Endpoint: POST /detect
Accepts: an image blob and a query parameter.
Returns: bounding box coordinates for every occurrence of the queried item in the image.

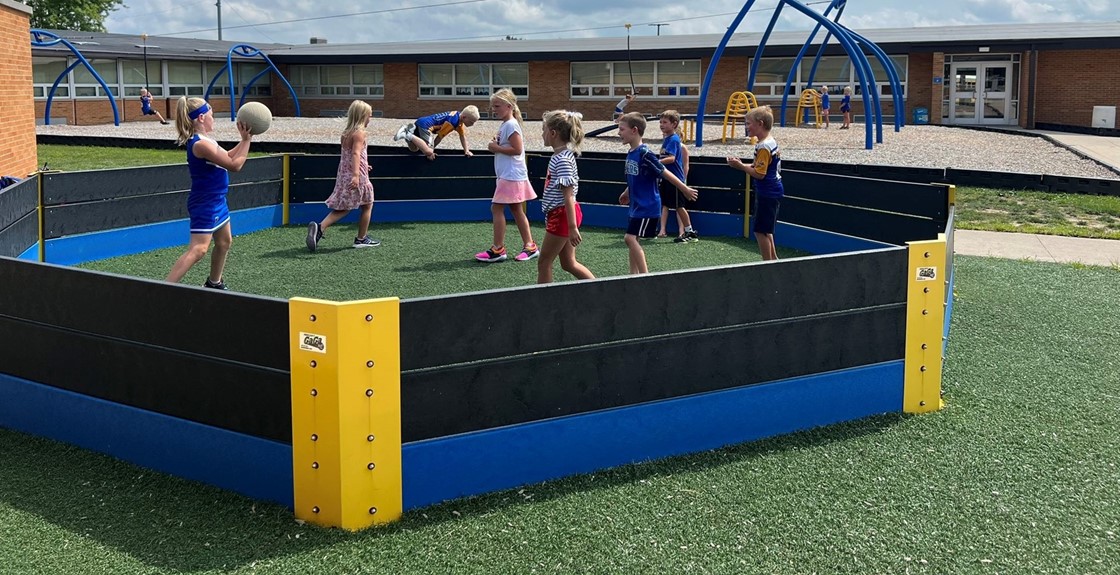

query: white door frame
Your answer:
[948,61,1014,125]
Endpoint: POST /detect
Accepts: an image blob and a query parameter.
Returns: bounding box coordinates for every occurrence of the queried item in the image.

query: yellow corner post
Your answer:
[289,297,402,530]
[903,238,947,413]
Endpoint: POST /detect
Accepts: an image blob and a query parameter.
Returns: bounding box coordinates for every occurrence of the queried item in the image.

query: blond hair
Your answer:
[746,106,775,131]
[489,89,522,128]
[460,105,480,124]
[343,100,372,138]
[542,110,585,155]
[660,109,682,136]
[618,111,646,134]
[174,96,208,146]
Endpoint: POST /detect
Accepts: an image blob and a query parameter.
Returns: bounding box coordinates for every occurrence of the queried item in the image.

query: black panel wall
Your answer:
[400,247,909,441]
[0,176,38,258]
[0,256,292,442]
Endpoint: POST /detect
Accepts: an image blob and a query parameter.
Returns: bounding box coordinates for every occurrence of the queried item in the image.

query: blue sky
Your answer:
[102,0,1118,45]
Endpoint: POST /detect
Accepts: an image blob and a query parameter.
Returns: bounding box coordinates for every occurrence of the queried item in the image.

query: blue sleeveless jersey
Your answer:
[186,134,231,232]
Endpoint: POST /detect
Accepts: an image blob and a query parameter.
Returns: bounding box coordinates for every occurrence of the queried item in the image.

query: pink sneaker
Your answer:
[475,246,507,262]
[515,243,540,261]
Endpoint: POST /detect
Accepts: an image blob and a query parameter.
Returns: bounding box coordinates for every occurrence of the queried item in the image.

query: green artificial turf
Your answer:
[2,256,1118,574]
[77,222,785,300]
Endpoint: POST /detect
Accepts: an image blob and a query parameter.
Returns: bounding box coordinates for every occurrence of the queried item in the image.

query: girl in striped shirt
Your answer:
[537,110,595,284]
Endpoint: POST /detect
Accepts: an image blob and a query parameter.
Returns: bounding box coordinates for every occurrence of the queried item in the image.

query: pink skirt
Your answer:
[492,178,537,204]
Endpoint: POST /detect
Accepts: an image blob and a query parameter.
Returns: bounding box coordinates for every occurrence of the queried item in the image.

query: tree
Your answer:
[22,0,125,32]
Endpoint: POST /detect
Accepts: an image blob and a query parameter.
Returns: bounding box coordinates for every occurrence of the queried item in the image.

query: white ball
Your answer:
[237,101,272,135]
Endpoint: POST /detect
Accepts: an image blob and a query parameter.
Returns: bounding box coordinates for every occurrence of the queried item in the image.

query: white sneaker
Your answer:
[393,125,409,142]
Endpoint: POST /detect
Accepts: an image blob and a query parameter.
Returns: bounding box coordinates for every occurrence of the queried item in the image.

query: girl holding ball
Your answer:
[167,97,253,290]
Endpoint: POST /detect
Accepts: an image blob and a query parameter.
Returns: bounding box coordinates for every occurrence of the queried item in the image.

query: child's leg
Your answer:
[757,232,778,261]
[166,232,213,283]
[658,206,669,238]
[491,203,507,248]
[823,110,830,128]
[624,234,648,274]
[208,222,233,283]
[537,232,566,284]
[677,207,692,232]
[558,241,595,280]
[509,202,535,248]
[319,209,350,233]
[409,135,436,160]
[357,203,372,238]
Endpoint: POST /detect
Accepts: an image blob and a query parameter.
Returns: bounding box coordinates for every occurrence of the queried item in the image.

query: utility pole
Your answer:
[649,23,670,36]
[216,0,223,40]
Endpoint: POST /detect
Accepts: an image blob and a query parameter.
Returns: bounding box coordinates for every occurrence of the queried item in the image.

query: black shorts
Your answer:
[658,179,690,210]
[626,217,659,238]
[754,196,781,235]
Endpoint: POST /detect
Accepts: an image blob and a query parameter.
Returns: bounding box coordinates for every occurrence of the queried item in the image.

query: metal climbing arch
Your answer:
[204,43,301,121]
[31,29,120,126]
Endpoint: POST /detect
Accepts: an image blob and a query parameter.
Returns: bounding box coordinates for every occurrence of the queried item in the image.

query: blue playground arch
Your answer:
[696,0,901,149]
[31,29,120,126]
[204,44,301,122]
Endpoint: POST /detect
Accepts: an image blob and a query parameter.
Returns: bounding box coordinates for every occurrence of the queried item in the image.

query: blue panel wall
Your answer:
[402,361,904,510]
[0,373,293,507]
[776,221,897,255]
[43,205,283,264]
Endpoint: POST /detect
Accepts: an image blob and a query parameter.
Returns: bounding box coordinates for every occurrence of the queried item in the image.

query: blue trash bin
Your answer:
[912,107,929,125]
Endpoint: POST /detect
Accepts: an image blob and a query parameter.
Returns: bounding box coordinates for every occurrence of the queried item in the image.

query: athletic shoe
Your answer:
[393,125,409,142]
[353,236,381,248]
[674,235,690,243]
[515,243,539,261]
[306,222,322,252]
[686,230,700,242]
[475,246,508,263]
[203,278,228,290]
[160,120,170,125]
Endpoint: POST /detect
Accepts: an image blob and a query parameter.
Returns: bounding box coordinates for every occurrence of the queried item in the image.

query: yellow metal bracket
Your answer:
[289,296,402,530]
[903,238,947,413]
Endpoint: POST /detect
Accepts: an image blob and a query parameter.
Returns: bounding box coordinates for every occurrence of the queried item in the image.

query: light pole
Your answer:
[649,23,670,36]
[216,0,223,40]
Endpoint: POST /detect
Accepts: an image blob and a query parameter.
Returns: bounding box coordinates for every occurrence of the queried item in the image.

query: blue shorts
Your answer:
[188,193,231,233]
[754,196,781,235]
[626,217,659,238]
[142,107,157,116]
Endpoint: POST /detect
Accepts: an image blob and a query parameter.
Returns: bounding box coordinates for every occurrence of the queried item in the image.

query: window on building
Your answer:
[746,58,799,97]
[209,62,274,97]
[167,60,206,97]
[121,59,162,97]
[418,63,528,98]
[570,60,701,98]
[33,57,69,99]
[72,58,119,98]
[749,55,908,98]
[290,64,383,97]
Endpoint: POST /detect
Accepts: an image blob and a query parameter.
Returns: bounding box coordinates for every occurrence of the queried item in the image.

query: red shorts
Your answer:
[545,204,583,238]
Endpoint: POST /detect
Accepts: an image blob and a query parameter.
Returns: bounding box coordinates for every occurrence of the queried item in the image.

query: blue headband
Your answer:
[188,103,211,120]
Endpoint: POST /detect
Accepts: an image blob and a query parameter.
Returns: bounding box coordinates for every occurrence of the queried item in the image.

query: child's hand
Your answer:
[463,150,473,157]
[487,141,500,153]
[236,121,253,140]
[618,189,629,205]
[425,151,437,161]
[570,228,582,247]
[684,187,699,202]
[350,174,360,189]
[726,156,745,169]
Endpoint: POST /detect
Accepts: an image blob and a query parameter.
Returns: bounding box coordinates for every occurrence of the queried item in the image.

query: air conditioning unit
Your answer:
[309,37,328,44]
[1092,106,1116,129]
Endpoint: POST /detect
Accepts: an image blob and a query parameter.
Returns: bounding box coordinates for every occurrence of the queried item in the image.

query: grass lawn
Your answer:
[77,222,786,299]
[1,256,1117,573]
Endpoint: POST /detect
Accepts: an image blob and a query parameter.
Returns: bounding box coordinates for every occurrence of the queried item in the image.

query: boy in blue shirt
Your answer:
[728,106,783,261]
[139,88,170,124]
[393,106,480,160]
[616,112,698,274]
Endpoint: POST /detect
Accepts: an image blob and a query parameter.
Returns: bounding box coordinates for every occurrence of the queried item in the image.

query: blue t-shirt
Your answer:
[415,111,463,136]
[753,136,783,199]
[625,144,664,218]
[659,133,685,182]
[820,91,831,109]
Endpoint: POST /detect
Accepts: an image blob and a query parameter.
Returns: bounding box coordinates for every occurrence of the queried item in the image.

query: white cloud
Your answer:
[101,0,1119,45]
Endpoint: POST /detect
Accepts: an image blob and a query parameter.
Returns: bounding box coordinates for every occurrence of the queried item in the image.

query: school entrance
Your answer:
[944,54,1020,126]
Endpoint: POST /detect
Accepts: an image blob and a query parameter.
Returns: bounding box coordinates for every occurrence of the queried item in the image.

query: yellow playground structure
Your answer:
[721,91,758,142]
[795,89,823,128]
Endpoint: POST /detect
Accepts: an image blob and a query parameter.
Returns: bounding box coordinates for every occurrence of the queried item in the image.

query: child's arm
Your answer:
[487,128,523,157]
[563,186,581,246]
[618,186,629,206]
[457,128,473,157]
[194,123,253,172]
[682,144,690,178]
[348,130,366,188]
[726,156,763,179]
[660,169,698,201]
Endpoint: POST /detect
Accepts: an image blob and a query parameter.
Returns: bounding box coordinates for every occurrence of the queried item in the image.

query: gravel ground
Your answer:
[37,117,1120,180]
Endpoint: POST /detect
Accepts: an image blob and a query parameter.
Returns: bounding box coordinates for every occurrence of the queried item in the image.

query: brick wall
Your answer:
[1035,50,1120,127]
[2,1,37,177]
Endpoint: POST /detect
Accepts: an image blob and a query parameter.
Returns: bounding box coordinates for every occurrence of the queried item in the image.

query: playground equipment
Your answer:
[696,0,900,149]
[721,91,758,142]
[30,29,120,126]
[794,89,822,128]
[204,43,301,122]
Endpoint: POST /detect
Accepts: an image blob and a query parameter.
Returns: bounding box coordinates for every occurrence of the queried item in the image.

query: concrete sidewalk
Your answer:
[954,229,1120,267]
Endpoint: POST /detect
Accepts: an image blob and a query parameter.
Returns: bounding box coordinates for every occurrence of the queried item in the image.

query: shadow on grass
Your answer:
[0,410,906,572]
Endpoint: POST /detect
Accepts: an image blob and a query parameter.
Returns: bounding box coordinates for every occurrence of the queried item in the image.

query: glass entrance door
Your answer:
[949,63,1013,124]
